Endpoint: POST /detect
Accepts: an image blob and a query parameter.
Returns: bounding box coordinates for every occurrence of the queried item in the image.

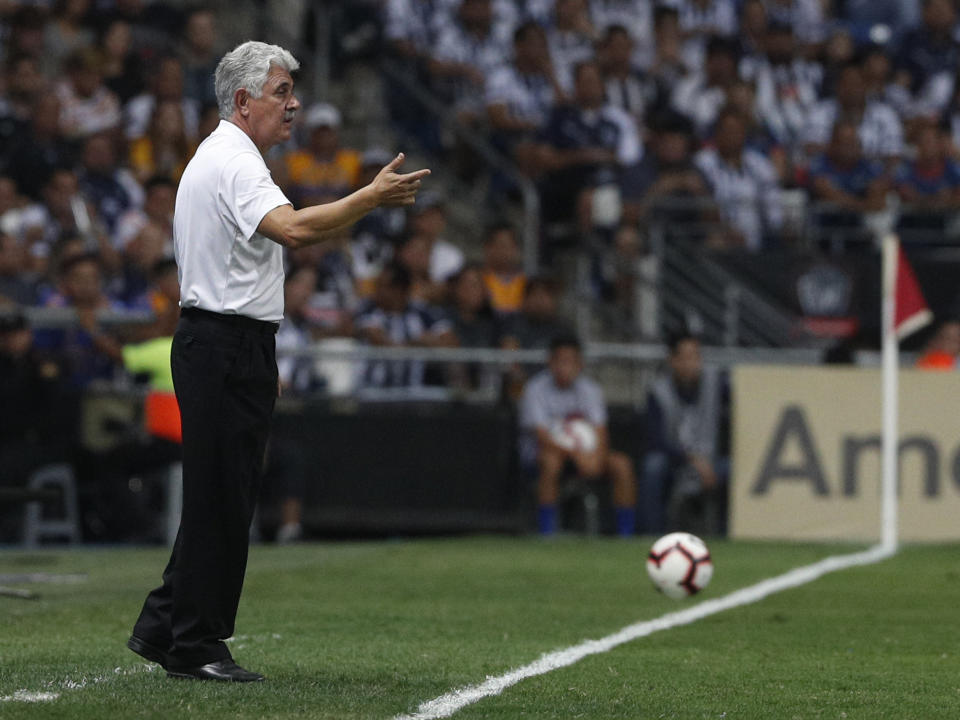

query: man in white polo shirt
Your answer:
[127,41,429,682]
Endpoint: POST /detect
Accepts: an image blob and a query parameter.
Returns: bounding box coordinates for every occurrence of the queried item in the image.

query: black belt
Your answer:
[180,307,279,335]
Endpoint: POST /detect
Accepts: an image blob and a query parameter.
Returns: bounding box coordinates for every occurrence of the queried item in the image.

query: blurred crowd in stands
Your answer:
[3,0,960,401]
[5,0,960,541]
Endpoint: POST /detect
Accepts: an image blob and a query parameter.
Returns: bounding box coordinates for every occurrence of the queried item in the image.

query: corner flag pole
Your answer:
[880,235,899,552]
[880,234,932,552]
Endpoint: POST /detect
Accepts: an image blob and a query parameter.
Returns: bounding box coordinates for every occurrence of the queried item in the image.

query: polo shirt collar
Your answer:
[218,120,261,154]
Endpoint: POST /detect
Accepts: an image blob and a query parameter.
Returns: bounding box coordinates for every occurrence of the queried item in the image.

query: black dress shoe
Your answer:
[127,635,169,668]
[166,660,264,682]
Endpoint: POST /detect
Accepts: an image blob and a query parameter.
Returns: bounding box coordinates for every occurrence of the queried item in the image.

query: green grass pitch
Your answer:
[1,537,958,719]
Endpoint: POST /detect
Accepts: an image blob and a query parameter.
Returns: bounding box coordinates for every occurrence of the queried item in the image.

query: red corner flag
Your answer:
[893,245,932,340]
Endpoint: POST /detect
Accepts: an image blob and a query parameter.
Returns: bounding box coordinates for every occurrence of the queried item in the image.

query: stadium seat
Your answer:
[558,475,600,536]
[23,464,81,547]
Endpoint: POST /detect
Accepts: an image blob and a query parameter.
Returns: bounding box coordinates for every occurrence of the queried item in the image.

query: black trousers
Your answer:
[132,308,278,669]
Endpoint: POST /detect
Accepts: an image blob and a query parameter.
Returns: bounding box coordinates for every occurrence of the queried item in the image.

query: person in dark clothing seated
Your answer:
[641,332,728,536]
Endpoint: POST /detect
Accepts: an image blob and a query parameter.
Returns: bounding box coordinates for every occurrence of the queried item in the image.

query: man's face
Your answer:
[309,125,339,156]
[411,206,446,239]
[145,184,175,222]
[606,31,633,68]
[670,339,702,387]
[937,322,960,356]
[715,114,746,157]
[549,346,583,388]
[375,274,408,312]
[837,67,865,108]
[244,66,300,151]
[187,11,216,54]
[155,58,184,100]
[655,130,689,165]
[63,261,102,305]
[574,64,604,108]
[484,230,519,271]
[83,135,115,174]
[925,0,955,32]
[524,284,556,319]
[8,58,41,99]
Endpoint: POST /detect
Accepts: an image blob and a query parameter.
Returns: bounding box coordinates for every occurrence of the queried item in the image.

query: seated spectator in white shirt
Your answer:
[519,334,637,536]
[485,21,563,174]
[55,47,122,141]
[354,263,457,389]
[694,106,784,250]
[802,61,904,166]
[672,35,740,137]
[124,55,200,142]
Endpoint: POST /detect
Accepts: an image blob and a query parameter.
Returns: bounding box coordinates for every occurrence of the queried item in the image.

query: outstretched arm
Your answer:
[257,153,430,249]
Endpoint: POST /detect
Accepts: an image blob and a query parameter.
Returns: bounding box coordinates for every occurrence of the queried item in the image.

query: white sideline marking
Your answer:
[394,544,894,720]
[0,691,60,703]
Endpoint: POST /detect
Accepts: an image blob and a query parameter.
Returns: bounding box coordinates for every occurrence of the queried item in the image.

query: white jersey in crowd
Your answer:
[175,120,291,322]
[519,369,608,433]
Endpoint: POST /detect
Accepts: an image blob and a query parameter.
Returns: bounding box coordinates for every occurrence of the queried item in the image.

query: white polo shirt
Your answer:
[174,120,291,322]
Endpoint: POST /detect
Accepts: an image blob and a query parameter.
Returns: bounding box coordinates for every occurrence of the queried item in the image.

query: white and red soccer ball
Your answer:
[646,532,714,599]
[550,418,598,453]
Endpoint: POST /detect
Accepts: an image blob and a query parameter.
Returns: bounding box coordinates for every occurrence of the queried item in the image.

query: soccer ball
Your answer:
[550,418,598,452]
[646,532,713,599]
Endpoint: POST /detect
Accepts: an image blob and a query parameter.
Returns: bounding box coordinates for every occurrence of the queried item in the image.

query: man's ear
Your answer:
[235,88,249,117]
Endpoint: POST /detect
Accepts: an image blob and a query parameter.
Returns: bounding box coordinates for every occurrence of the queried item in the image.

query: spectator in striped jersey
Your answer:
[742,20,822,152]
[485,21,563,174]
[672,35,740,137]
[599,24,662,129]
[544,0,595,93]
[802,61,904,167]
[354,263,456,389]
[694,106,784,249]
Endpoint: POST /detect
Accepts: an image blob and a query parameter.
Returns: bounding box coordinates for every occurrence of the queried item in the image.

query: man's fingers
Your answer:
[384,152,406,172]
[397,168,431,182]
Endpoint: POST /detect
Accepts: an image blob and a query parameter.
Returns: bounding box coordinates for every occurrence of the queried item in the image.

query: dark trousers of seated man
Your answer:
[132,310,277,669]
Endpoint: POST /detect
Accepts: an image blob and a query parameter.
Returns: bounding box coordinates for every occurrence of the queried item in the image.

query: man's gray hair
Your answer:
[214,41,300,120]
